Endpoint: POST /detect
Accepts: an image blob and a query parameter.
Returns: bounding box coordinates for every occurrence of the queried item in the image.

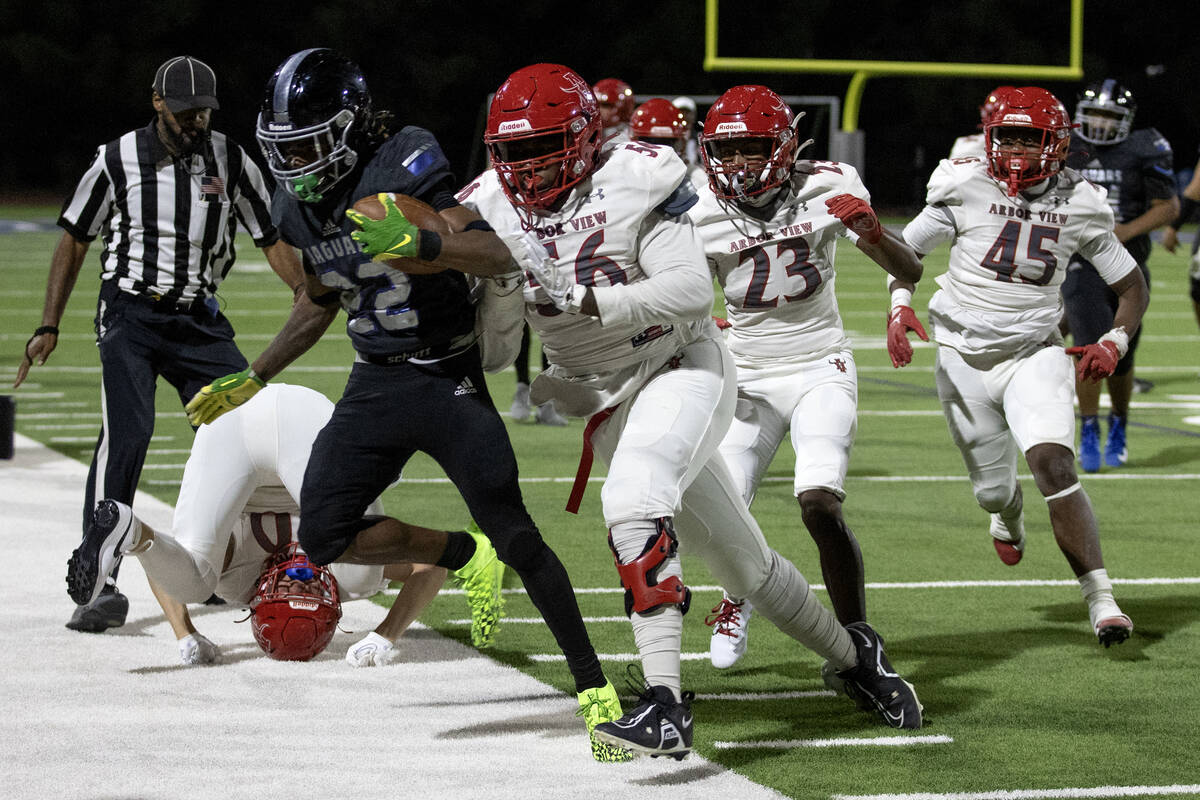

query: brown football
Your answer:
[351,192,450,274]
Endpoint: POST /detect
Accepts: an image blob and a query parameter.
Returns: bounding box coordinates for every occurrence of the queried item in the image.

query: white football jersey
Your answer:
[458,142,712,379]
[903,159,1138,359]
[949,133,986,160]
[693,160,869,364]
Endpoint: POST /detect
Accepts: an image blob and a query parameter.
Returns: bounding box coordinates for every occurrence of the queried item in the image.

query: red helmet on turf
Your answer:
[700,85,799,202]
[630,98,690,156]
[592,78,635,130]
[485,64,603,224]
[984,86,1073,196]
[250,543,341,661]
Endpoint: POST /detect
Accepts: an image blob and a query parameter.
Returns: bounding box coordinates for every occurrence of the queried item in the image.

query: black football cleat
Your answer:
[65,584,129,633]
[67,500,136,606]
[592,684,693,760]
[836,621,923,730]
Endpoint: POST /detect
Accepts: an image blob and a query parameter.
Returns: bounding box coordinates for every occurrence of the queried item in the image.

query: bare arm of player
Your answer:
[1162,160,1200,253]
[14,232,90,388]
[248,274,341,382]
[373,563,449,642]
[1109,265,1150,338]
[147,575,198,640]
[431,205,516,277]
[259,239,306,301]
[857,227,924,284]
[1114,195,1179,244]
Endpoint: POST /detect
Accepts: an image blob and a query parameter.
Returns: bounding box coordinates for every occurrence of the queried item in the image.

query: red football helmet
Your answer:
[978,85,1016,128]
[485,63,603,224]
[250,543,341,661]
[699,85,800,202]
[630,98,690,156]
[984,86,1073,196]
[592,78,635,129]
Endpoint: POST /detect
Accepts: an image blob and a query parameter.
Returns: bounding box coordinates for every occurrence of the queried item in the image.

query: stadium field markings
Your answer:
[424,577,1200,599]
[830,784,1200,800]
[529,652,714,662]
[714,734,952,750]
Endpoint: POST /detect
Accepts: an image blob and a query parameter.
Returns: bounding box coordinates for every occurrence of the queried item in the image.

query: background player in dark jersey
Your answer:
[1161,147,1200,333]
[183,48,627,762]
[1063,79,1178,472]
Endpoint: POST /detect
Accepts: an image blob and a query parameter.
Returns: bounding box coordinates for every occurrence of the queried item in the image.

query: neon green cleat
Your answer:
[576,679,635,762]
[453,522,505,648]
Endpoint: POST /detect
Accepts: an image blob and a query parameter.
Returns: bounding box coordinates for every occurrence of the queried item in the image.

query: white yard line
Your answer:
[715,734,953,750]
[831,785,1200,800]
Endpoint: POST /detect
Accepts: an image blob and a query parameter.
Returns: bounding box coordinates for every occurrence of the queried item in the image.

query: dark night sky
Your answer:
[2,0,1196,211]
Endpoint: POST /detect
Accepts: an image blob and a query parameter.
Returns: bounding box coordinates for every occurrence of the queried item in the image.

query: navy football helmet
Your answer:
[256,48,372,203]
[1074,80,1136,145]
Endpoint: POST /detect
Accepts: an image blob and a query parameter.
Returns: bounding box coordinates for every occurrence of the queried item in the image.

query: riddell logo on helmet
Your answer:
[1002,114,1033,124]
[267,123,293,131]
[289,600,319,611]
[499,120,533,133]
[715,122,748,133]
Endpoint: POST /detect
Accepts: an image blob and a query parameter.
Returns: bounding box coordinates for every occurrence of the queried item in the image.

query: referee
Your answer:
[14,55,304,633]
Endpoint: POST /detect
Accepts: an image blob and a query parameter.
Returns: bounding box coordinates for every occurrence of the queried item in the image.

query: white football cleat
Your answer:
[510,383,533,422]
[535,401,568,427]
[345,632,400,667]
[706,596,752,669]
[66,500,139,607]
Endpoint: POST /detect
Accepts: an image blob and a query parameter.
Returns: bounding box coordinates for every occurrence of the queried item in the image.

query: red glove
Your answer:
[1065,340,1120,382]
[826,193,883,244]
[712,315,732,330]
[887,306,928,368]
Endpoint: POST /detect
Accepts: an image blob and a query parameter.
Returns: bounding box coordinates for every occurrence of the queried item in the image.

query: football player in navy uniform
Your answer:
[1062,80,1178,472]
[1160,147,1200,332]
[183,49,626,761]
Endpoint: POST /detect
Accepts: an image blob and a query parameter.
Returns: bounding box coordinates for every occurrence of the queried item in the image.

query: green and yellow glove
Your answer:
[185,368,266,426]
[346,193,419,259]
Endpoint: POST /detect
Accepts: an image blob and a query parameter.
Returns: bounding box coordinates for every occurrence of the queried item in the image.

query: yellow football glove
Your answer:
[185,369,265,426]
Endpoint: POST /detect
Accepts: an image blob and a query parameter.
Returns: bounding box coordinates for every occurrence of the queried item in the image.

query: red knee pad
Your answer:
[607,518,691,616]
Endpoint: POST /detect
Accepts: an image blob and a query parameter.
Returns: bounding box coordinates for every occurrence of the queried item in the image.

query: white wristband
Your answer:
[1098,326,1130,358]
[890,287,913,313]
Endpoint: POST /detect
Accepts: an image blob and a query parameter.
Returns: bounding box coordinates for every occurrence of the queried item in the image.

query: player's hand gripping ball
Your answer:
[346,193,450,274]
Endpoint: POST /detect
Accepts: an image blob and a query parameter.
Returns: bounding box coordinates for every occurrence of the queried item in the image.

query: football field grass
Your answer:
[3,210,1199,799]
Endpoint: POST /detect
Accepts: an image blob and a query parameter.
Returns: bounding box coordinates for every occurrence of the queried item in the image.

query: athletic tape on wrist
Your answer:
[1044,482,1082,502]
[890,288,913,313]
[1098,326,1130,358]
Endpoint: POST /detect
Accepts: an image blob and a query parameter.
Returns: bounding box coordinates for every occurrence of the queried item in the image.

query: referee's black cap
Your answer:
[153,56,220,112]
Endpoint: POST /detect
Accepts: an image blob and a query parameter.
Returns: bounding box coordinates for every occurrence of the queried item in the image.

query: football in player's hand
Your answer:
[351,192,450,274]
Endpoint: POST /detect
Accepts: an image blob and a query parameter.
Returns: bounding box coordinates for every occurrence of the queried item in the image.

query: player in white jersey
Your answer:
[462,64,923,758]
[65,384,505,665]
[949,86,1014,160]
[690,85,924,670]
[890,87,1147,647]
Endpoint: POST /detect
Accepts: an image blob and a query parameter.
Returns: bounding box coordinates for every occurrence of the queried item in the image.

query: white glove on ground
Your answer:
[345,631,400,667]
[178,632,218,665]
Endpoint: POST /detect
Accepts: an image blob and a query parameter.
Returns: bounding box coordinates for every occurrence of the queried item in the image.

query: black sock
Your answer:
[435,530,476,571]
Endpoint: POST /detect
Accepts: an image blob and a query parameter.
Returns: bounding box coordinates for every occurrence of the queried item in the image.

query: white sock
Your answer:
[611,519,684,699]
[1078,568,1125,629]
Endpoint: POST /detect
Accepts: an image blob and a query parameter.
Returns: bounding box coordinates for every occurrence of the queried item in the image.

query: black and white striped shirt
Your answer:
[58,120,279,304]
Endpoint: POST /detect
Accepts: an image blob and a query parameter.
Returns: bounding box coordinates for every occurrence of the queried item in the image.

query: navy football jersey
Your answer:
[272,127,473,357]
[1067,127,1175,264]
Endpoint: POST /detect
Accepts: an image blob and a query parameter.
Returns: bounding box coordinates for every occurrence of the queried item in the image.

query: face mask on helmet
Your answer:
[700,86,804,204]
[256,48,372,203]
[485,64,603,227]
[250,543,341,661]
[1074,80,1136,145]
[984,87,1073,197]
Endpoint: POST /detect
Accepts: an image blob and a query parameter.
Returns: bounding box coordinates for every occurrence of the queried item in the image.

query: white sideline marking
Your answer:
[830,784,1200,800]
[448,616,629,625]
[530,652,713,662]
[425,577,1200,598]
[696,690,837,701]
[714,734,952,750]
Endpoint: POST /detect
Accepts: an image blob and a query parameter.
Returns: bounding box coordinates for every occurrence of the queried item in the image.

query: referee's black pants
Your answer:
[85,285,247,570]
[299,347,603,689]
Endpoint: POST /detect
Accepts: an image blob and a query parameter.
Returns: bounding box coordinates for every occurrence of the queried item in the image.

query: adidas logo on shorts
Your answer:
[454,378,478,396]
